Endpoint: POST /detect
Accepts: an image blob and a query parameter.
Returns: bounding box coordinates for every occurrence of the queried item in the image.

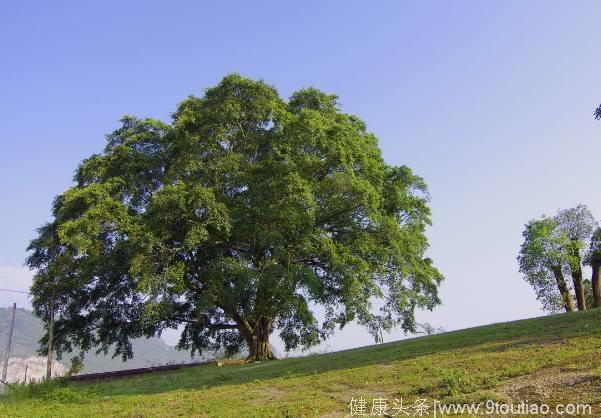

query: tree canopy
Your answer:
[27,74,443,361]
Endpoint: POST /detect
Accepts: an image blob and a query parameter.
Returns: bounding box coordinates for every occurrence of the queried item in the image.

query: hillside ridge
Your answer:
[2,309,601,416]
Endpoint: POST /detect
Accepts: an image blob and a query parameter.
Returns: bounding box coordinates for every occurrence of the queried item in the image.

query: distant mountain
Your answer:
[0,308,208,374]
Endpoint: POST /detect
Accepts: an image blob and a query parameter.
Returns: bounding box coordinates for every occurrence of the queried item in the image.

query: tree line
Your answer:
[518,205,601,313]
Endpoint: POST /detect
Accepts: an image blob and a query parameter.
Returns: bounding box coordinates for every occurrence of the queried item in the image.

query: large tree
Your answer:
[27,74,443,361]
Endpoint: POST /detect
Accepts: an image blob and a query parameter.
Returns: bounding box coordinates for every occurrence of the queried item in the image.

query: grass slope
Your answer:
[2,309,601,417]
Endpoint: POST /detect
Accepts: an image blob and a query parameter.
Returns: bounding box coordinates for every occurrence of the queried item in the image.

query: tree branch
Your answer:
[316,204,362,226]
[173,316,238,330]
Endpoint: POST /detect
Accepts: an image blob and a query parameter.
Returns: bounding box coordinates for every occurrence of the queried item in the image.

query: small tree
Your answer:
[518,217,575,313]
[587,228,601,308]
[554,205,596,311]
[416,322,445,335]
[27,74,443,362]
[595,104,601,120]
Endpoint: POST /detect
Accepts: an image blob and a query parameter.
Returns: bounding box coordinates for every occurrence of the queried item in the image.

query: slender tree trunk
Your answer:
[568,244,586,310]
[46,300,55,380]
[1,303,17,394]
[591,261,601,308]
[571,273,586,311]
[244,318,275,361]
[552,266,575,312]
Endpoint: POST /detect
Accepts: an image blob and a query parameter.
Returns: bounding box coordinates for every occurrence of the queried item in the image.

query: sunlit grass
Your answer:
[2,309,601,417]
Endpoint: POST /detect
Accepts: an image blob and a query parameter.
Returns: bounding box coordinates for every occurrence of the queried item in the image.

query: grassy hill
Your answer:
[0,308,202,373]
[1,309,601,417]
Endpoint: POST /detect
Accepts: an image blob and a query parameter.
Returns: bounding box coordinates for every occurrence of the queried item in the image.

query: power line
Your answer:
[0,288,31,295]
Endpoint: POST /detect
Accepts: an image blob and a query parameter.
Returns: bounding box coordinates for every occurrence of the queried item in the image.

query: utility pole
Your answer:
[1,303,17,394]
[46,299,55,380]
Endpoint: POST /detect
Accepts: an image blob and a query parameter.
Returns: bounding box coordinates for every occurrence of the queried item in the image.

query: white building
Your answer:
[4,356,65,383]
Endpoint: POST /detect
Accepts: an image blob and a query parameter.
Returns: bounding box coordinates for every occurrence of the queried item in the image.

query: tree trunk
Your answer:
[552,266,575,312]
[46,300,55,380]
[244,318,275,362]
[568,244,586,310]
[572,274,586,311]
[591,261,601,308]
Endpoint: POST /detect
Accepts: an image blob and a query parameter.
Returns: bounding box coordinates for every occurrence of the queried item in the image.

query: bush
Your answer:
[441,369,477,396]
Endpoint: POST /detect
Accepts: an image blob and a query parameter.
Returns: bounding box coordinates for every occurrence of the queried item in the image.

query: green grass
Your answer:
[2,309,601,417]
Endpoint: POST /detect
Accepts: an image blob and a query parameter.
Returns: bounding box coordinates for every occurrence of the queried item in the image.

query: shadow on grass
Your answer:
[42,308,601,398]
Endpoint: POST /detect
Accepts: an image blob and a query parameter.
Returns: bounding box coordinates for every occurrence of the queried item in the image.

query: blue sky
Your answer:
[1,1,600,351]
